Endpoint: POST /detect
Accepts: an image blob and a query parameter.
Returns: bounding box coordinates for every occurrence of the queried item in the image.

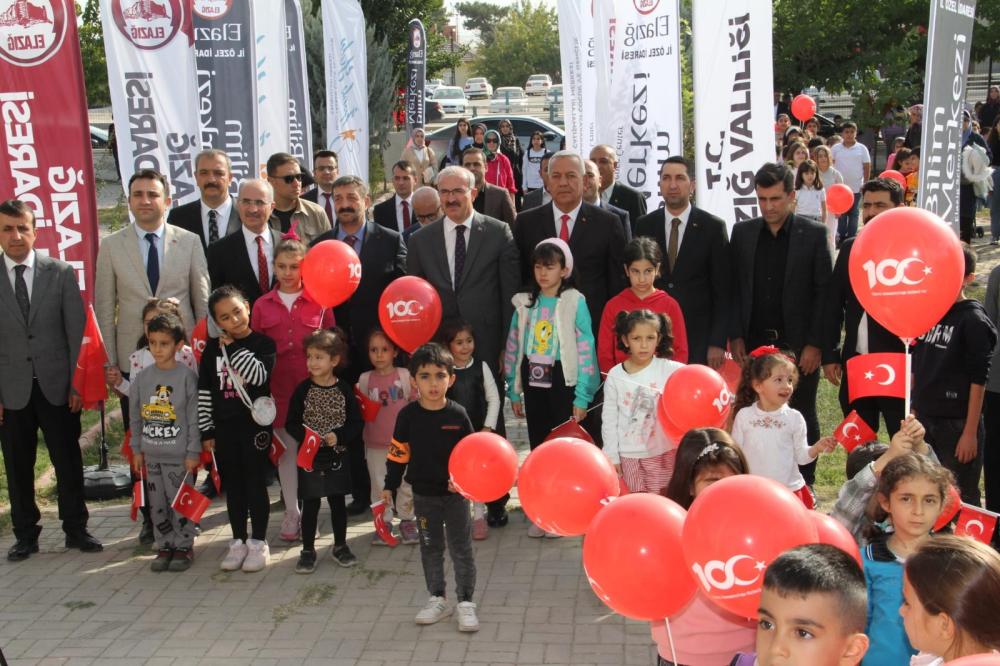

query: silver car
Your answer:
[432,86,468,114]
[464,77,494,99]
[489,88,529,113]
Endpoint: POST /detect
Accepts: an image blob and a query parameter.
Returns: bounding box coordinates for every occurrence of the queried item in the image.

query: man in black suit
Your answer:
[309,175,407,515]
[635,156,731,367]
[822,178,906,435]
[729,163,833,486]
[403,186,442,243]
[166,149,241,252]
[521,153,552,211]
[301,149,339,224]
[373,160,417,235]
[461,147,516,226]
[206,179,280,310]
[589,144,647,231]
[582,158,631,242]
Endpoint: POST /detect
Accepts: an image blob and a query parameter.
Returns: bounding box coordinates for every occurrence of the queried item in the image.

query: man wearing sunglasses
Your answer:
[265,152,330,245]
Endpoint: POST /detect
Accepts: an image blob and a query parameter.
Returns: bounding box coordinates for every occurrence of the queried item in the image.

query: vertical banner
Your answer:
[405,19,427,136]
[593,0,682,209]
[322,0,368,181]
[0,0,99,301]
[253,0,289,174]
[285,0,312,165]
[917,0,977,233]
[101,0,201,206]
[192,0,258,193]
[692,0,774,231]
[558,0,597,153]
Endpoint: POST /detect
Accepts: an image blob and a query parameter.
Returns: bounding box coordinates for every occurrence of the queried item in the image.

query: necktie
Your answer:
[559,214,570,242]
[145,232,159,294]
[208,209,219,244]
[343,234,358,252]
[256,236,269,294]
[13,264,29,322]
[401,200,411,229]
[668,218,681,272]
[323,193,334,224]
[454,225,467,287]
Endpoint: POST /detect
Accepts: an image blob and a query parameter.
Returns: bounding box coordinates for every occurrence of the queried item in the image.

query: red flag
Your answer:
[955,504,999,544]
[190,317,209,364]
[72,305,109,409]
[545,419,595,444]
[269,434,287,466]
[130,479,144,521]
[833,410,878,452]
[371,500,399,547]
[121,430,134,465]
[846,353,906,402]
[209,451,222,494]
[297,425,322,471]
[172,481,211,523]
[199,450,213,467]
[934,485,963,531]
[354,385,381,422]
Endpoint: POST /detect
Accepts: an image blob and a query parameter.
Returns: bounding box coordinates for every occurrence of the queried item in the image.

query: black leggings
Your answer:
[301,494,347,550]
[216,423,271,542]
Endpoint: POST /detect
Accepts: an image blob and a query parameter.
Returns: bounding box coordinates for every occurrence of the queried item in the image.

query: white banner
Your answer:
[692,0,774,231]
[322,0,368,182]
[593,0,682,209]
[285,0,313,165]
[101,0,201,205]
[252,0,289,174]
[558,0,597,154]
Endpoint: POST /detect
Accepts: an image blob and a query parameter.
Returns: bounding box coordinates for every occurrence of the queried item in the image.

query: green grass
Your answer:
[98,202,129,232]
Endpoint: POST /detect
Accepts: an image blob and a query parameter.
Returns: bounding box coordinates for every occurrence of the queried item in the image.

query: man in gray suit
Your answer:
[166,149,241,252]
[0,199,101,561]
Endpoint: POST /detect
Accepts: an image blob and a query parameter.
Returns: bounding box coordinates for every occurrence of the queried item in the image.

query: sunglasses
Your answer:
[277,173,303,184]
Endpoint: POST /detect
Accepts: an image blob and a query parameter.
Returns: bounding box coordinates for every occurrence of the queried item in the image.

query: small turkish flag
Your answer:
[199,450,212,467]
[354,385,381,422]
[847,353,906,402]
[371,500,399,547]
[121,430,134,465]
[545,419,595,444]
[172,481,211,523]
[269,434,286,466]
[130,479,144,521]
[72,305,109,410]
[955,504,999,544]
[297,425,322,472]
[209,451,222,494]
[833,410,878,452]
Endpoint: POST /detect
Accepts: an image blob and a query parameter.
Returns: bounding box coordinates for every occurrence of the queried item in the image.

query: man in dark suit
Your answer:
[590,144,647,231]
[166,149,241,252]
[403,186,442,243]
[373,160,417,235]
[461,147,516,225]
[635,156,731,367]
[301,150,339,223]
[822,178,906,435]
[0,199,101,560]
[583,159,631,242]
[309,175,407,515]
[207,179,281,309]
[521,153,552,211]
[729,163,833,485]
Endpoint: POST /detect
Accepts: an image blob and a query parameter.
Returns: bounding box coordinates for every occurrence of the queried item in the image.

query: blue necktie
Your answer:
[145,232,159,294]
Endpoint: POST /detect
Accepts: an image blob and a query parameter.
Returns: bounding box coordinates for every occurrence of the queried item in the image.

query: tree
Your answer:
[472,0,560,88]
[455,1,510,45]
[77,0,110,107]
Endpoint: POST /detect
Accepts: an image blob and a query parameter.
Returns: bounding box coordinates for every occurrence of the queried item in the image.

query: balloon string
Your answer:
[665,617,678,666]
[317,307,326,331]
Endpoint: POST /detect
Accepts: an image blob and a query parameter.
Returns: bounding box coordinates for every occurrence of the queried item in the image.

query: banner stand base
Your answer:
[83,465,133,501]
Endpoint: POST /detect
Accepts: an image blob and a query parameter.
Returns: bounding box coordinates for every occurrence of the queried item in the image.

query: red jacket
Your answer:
[486,152,517,196]
[597,288,688,374]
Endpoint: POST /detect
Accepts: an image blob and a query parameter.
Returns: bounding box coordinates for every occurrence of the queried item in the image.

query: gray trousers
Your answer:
[146,461,197,550]
[413,493,476,602]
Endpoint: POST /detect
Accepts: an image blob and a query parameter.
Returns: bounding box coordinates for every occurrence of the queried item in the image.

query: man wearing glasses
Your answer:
[265,152,330,245]
[403,186,443,243]
[302,150,339,223]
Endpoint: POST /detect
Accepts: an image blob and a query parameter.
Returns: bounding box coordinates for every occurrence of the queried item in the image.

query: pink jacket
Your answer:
[250,289,334,427]
[486,152,517,195]
[650,592,756,665]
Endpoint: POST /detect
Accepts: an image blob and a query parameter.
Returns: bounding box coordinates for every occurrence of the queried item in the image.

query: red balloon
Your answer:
[301,240,362,308]
[545,418,595,444]
[791,94,816,122]
[190,317,208,364]
[878,169,907,190]
[377,276,442,353]
[448,432,518,502]
[848,207,965,339]
[947,655,1000,666]
[682,475,818,618]
[583,494,697,620]
[656,396,689,442]
[811,512,862,566]
[826,183,855,215]
[660,365,732,434]
[934,484,962,531]
[518,437,620,536]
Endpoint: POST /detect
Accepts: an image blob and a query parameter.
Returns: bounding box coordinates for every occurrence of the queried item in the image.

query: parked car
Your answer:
[90,125,109,149]
[489,87,529,113]
[426,115,564,163]
[525,74,553,96]
[543,84,564,111]
[464,77,493,99]
[432,86,468,114]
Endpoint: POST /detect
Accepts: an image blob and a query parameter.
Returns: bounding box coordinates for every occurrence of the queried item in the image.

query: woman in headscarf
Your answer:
[472,123,488,151]
[483,129,517,197]
[445,117,473,168]
[497,119,525,209]
[401,127,437,186]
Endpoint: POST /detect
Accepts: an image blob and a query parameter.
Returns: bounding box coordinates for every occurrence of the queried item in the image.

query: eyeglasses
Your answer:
[276,173,303,184]
[485,138,499,144]
[238,198,270,208]
[439,188,469,197]
[415,212,440,222]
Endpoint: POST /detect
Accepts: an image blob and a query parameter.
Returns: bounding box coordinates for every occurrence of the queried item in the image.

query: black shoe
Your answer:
[7,539,39,562]
[167,548,193,572]
[150,548,173,572]
[138,518,155,545]
[486,509,509,527]
[196,480,217,499]
[331,544,357,568]
[295,548,317,574]
[346,501,368,517]
[65,530,103,553]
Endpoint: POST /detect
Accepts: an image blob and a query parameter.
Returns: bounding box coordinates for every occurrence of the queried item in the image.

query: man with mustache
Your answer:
[167,149,242,252]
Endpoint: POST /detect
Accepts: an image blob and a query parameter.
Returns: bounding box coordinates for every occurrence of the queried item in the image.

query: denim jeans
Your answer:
[413,493,476,602]
[837,192,862,242]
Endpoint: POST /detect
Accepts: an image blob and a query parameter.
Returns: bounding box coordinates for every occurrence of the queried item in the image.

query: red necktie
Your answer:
[256,236,269,294]
[323,193,333,223]
[401,200,411,229]
[559,214,570,242]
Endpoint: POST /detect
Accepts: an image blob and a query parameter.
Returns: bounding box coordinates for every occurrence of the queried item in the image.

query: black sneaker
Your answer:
[168,548,193,572]
[296,548,317,574]
[150,548,173,572]
[486,509,509,527]
[138,519,155,545]
[331,544,357,568]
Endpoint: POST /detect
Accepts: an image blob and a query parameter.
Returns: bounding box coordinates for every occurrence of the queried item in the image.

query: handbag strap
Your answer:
[220,343,255,411]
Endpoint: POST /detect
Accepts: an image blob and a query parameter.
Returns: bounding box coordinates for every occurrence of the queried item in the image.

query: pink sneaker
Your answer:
[472,517,489,540]
[279,513,300,542]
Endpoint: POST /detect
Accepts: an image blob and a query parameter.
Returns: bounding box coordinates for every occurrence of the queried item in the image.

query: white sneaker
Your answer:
[456,601,480,632]
[241,539,270,573]
[527,522,545,538]
[220,539,248,571]
[414,595,452,625]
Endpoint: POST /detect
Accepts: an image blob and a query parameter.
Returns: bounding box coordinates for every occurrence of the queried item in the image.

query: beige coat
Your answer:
[269,197,331,245]
[401,144,438,185]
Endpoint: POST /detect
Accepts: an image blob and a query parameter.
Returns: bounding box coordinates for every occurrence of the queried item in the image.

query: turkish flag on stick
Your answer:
[297,426,322,472]
[130,477,145,521]
[269,434,287,466]
[209,451,222,494]
[172,474,211,523]
[846,353,907,402]
[371,500,399,547]
[955,504,999,544]
[72,305,109,410]
[833,410,878,453]
[354,385,381,422]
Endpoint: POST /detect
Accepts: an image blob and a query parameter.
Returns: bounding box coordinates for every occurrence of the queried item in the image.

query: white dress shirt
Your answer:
[444,213,474,288]
[201,197,233,241]
[664,203,692,250]
[242,225,273,283]
[4,249,35,300]
[135,223,165,270]
[551,201,582,237]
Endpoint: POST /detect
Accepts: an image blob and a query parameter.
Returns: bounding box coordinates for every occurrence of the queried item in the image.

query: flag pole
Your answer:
[902,337,912,416]
[98,400,109,471]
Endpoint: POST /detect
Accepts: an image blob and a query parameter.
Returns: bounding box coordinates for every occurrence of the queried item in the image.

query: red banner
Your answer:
[0,0,99,302]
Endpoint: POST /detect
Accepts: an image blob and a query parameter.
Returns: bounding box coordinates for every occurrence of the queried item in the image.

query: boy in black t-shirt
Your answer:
[383,343,478,632]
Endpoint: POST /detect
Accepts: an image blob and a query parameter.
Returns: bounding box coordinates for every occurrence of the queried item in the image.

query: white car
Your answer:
[489,87,529,113]
[424,79,444,97]
[543,84,563,111]
[464,77,493,99]
[525,74,553,96]
[432,86,468,114]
